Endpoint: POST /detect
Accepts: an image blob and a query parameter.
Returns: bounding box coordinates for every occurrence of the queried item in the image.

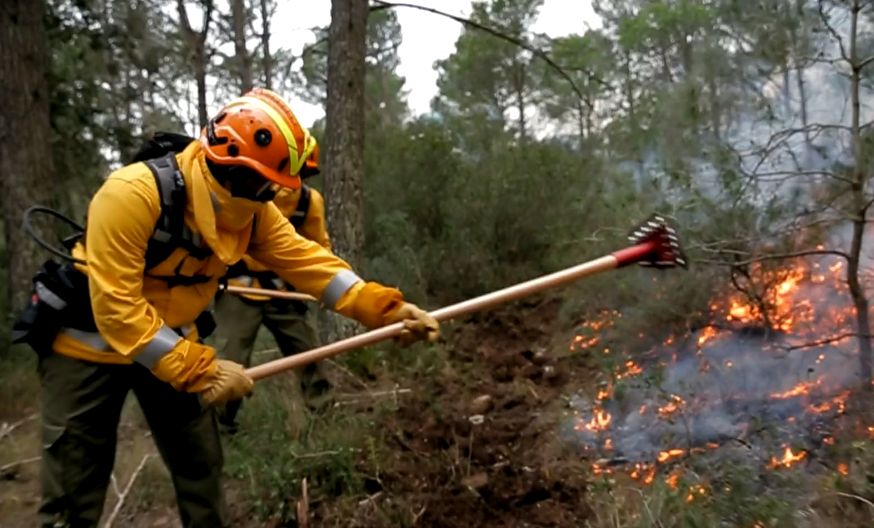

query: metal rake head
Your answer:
[627,214,688,269]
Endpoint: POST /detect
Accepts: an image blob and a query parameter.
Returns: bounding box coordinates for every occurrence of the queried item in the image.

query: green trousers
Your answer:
[38,353,226,528]
[212,293,327,428]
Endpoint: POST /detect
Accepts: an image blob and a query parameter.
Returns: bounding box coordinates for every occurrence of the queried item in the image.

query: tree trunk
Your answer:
[0,0,57,320]
[259,0,273,89]
[514,60,526,141]
[231,0,253,92]
[846,0,872,387]
[194,50,208,127]
[177,0,212,128]
[323,0,368,340]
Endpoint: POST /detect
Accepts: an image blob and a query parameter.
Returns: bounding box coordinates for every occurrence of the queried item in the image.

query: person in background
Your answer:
[214,147,334,433]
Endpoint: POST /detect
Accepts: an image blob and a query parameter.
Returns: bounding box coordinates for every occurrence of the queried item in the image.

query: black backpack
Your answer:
[11,132,216,351]
[130,132,213,281]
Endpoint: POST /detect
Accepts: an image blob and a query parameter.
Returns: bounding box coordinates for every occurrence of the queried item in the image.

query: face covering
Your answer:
[182,146,261,264]
[207,160,278,203]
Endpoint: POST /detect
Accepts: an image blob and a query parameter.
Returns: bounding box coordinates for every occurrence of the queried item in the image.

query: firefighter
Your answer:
[30,88,439,527]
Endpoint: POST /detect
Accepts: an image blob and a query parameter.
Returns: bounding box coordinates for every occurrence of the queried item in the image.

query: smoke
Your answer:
[565,253,862,463]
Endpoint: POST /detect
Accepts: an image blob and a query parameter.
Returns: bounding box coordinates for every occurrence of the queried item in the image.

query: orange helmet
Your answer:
[200,88,315,190]
[300,137,320,179]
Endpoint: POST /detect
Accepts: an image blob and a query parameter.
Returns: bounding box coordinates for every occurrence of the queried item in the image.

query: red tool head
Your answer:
[627,215,688,269]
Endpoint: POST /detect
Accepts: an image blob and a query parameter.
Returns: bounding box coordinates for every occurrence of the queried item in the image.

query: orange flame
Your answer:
[578,408,612,433]
[657,448,686,463]
[770,380,821,400]
[768,446,807,469]
[685,484,708,503]
[837,462,849,476]
[657,395,686,418]
[665,469,682,489]
[616,360,643,380]
[697,326,719,347]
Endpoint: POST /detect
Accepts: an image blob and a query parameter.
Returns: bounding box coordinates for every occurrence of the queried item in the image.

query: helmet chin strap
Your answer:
[206,160,277,202]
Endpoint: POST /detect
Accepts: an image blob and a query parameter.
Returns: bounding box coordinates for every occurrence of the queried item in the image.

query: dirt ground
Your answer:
[309,297,593,527]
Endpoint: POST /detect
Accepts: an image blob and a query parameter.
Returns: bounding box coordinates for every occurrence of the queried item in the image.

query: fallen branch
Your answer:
[832,491,874,512]
[412,504,427,526]
[358,491,383,507]
[334,388,411,403]
[290,448,361,460]
[324,358,370,390]
[104,453,154,528]
[0,455,41,474]
[0,413,38,441]
[296,477,309,528]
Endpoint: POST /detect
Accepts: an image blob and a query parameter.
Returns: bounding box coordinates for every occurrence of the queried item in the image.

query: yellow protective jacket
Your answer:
[228,185,331,301]
[54,142,402,366]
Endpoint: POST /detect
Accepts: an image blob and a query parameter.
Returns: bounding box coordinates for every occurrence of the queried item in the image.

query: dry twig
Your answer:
[104,453,154,528]
[0,455,41,474]
[832,491,874,512]
[0,413,38,441]
[296,477,309,528]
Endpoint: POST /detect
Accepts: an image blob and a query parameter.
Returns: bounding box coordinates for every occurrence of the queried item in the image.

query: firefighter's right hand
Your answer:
[151,340,253,404]
[198,360,254,406]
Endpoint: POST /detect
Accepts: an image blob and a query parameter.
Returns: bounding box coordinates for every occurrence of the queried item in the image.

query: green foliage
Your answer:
[223,377,370,522]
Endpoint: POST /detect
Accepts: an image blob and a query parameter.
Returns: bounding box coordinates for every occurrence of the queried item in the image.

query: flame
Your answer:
[718,264,829,333]
[807,390,849,414]
[768,446,807,469]
[697,326,719,347]
[571,310,620,352]
[591,462,612,476]
[685,484,708,503]
[657,395,686,418]
[837,462,849,476]
[770,380,821,400]
[665,469,682,489]
[630,463,657,485]
[657,448,686,463]
[615,360,643,379]
[577,407,612,433]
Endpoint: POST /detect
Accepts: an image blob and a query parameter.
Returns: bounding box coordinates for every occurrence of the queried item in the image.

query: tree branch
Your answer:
[817,0,850,62]
[370,0,608,103]
[781,333,860,351]
[696,249,851,267]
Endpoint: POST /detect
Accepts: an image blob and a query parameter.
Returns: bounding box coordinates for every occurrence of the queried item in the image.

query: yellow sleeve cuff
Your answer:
[334,282,405,329]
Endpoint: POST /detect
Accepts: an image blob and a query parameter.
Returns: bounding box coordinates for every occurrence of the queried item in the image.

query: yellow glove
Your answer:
[151,339,217,391]
[151,340,254,404]
[385,302,440,346]
[198,360,254,407]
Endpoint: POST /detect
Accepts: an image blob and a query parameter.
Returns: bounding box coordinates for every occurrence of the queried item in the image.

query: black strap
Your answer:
[143,154,213,286]
[289,185,311,229]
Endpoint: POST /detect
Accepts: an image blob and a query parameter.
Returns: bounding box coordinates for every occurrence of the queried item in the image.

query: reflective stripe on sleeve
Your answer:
[321,269,362,309]
[135,325,183,368]
[59,324,193,365]
[60,328,111,351]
